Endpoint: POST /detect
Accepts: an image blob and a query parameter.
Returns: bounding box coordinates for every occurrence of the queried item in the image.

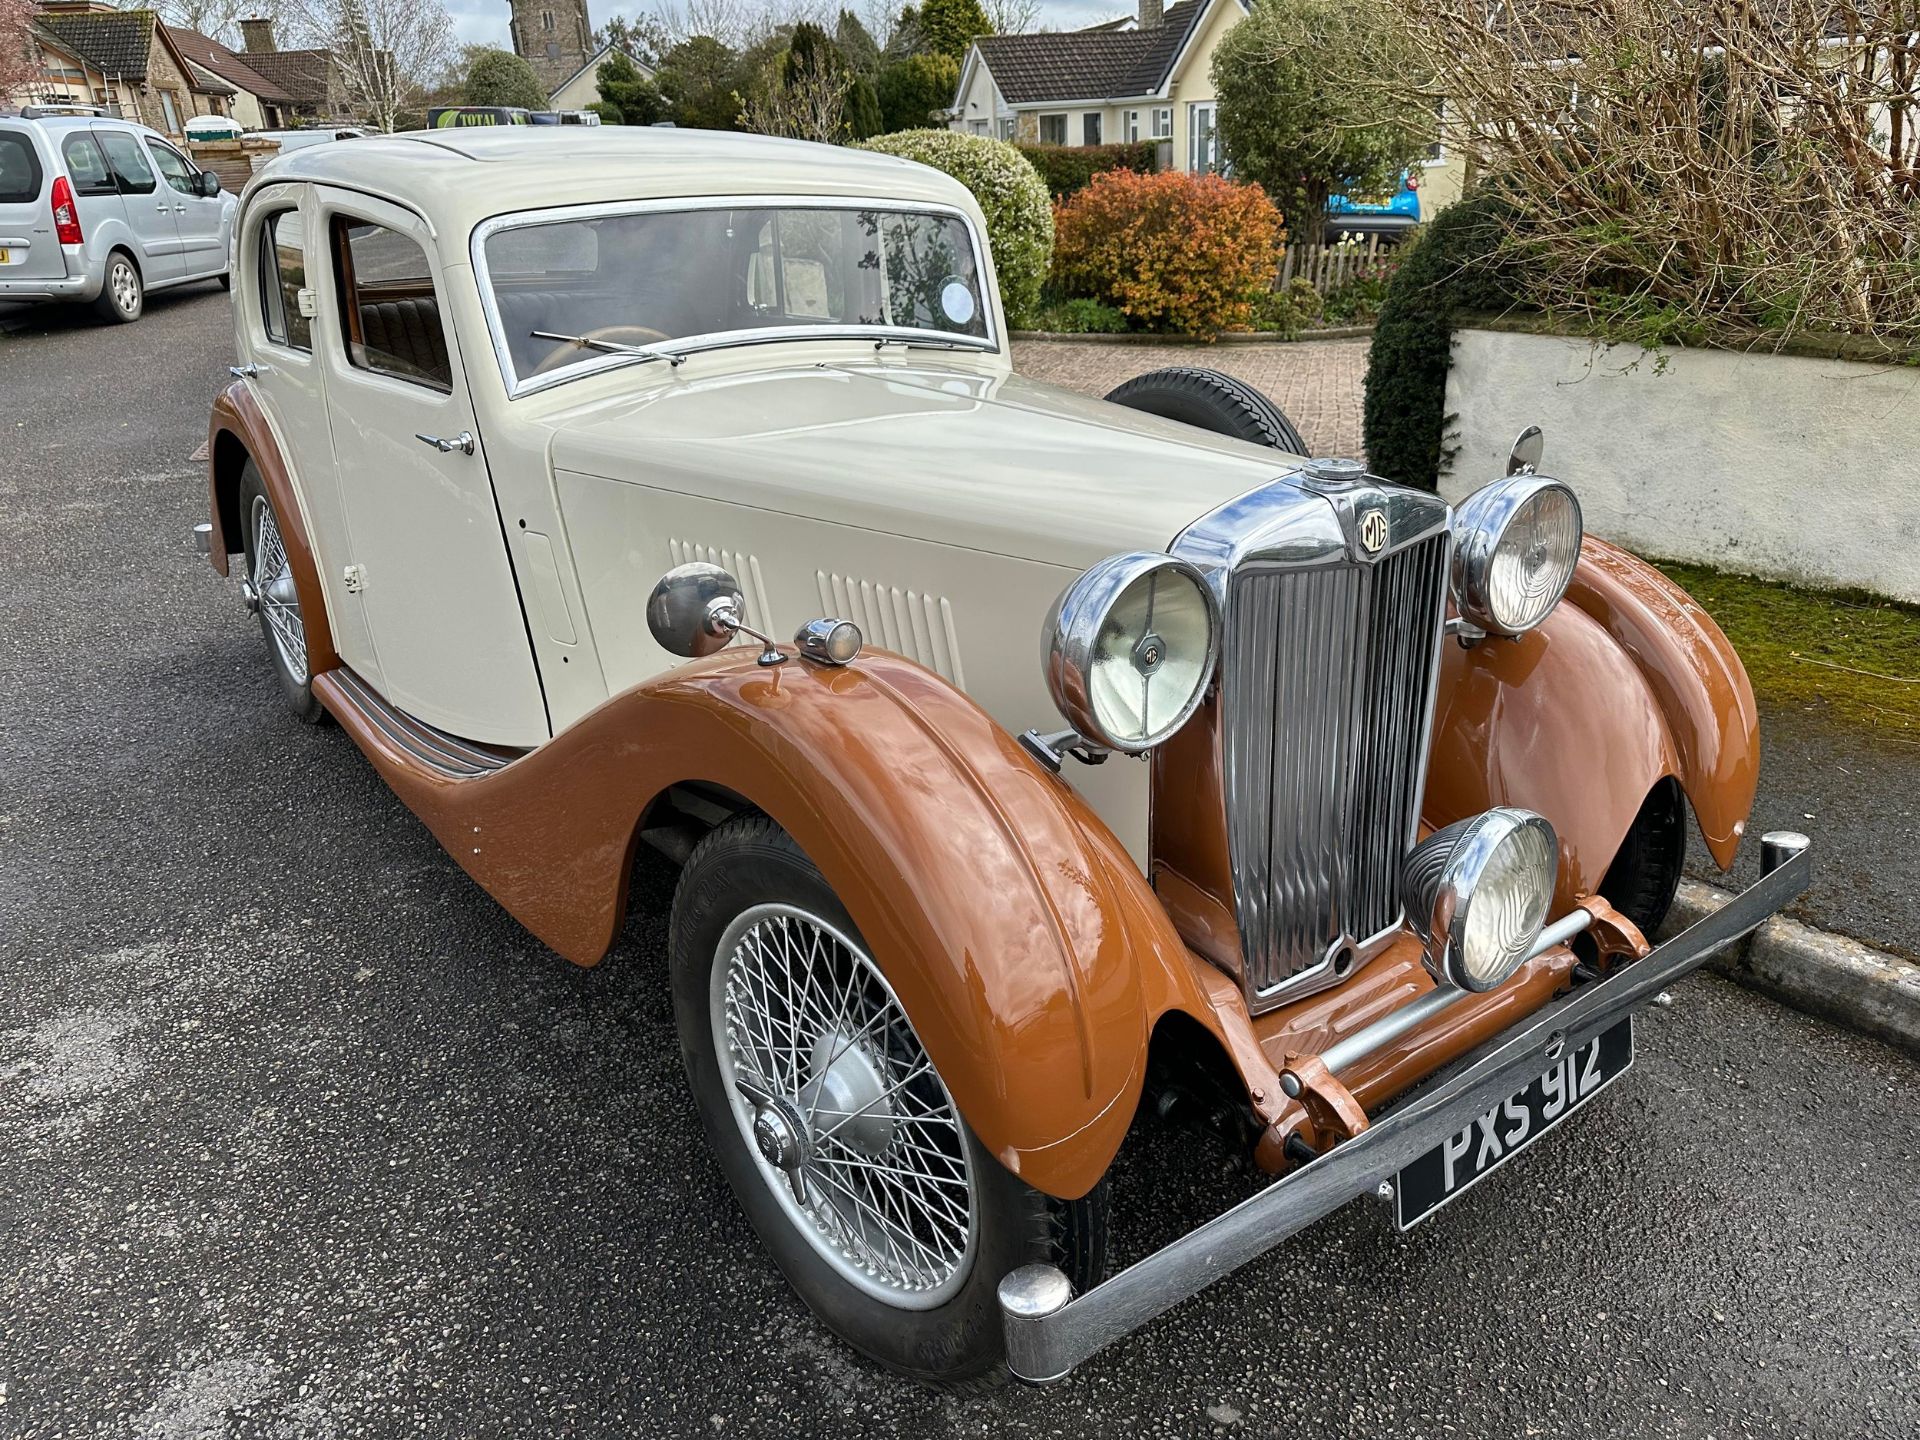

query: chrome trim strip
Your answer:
[997,833,1812,1383]
[467,193,1002,400]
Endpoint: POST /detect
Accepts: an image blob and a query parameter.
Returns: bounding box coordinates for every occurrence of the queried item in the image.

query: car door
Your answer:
[145,136,224,277]
[91,125,181,282]
[310,186,546,745]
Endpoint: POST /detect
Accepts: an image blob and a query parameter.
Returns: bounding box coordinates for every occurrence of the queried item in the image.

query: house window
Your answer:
[1188,102,1218,172]
[1425,97,1446,163]
[969,119,988,135]
[159,90,181,134]
[1039,113,1067,145]
[1082,113,1102,146]
[998,117,1014,140]
[1124,110,1140,142]
[1151,106,1172,139]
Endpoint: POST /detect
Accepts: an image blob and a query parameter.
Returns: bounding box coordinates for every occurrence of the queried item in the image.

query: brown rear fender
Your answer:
[206,383,341,677]
[1426,538,1760,904]
[314,651,1225,1201]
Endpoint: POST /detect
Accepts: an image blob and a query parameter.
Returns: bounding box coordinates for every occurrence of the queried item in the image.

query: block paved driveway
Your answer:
[1,292,1916,1438]
[1012,336,1371,460]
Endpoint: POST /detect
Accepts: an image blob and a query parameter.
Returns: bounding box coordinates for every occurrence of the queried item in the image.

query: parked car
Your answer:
[251,127,370,154]
[1326,168,1422,242]
[197,128,1810,1387]
[0,105,234,322]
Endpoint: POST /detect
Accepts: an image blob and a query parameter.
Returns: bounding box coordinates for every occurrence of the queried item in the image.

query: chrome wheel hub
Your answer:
[711,903,977,1309]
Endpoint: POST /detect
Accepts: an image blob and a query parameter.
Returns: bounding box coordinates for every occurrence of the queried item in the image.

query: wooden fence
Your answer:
[1279,236,1388,293]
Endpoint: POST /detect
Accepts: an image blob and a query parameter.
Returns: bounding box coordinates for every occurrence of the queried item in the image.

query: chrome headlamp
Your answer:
[1402,807,1558,992]
[1043,552,1219,754]
[1450,475,1583,635]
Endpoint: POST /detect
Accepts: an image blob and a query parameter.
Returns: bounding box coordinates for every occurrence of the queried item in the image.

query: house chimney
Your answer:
[239,17,277,53]
[1138,0,1164,28]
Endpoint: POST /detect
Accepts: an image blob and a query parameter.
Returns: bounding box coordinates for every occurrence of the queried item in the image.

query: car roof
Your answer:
[254,128,982,238]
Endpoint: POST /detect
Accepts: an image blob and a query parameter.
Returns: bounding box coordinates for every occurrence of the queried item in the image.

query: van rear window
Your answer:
[60,134,116,197]
[0,132,41,205]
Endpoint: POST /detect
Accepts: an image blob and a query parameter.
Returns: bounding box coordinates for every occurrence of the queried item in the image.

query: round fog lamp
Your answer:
[1451,476,1583,635]
[1402,807,1558,992]
[1043,552,1218,754]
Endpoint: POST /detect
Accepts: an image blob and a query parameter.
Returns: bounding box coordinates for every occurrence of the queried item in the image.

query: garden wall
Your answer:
[1441,328,1920,604]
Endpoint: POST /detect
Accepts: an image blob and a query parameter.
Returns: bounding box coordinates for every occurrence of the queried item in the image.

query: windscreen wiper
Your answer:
[872,336,977,353]
[530,330,686,367]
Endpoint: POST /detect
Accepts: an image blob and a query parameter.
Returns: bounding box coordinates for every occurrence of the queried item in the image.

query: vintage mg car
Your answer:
[197,129,1810,1385]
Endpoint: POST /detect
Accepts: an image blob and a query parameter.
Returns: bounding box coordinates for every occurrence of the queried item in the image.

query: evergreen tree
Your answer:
[597,48,667,126]
[919,0,990,61]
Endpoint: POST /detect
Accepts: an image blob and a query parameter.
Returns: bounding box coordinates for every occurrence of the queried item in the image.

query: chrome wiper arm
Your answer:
[530,330,686,367]
[872,336,973,353]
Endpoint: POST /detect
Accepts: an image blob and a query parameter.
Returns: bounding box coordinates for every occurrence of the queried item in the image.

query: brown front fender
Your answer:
[1426,539,1760,902]
[314,651,1218,1200]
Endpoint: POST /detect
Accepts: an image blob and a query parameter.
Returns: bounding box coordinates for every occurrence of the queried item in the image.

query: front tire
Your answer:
[92,250,142,324]
[670,816,1107,1387]
[238,462,323,724]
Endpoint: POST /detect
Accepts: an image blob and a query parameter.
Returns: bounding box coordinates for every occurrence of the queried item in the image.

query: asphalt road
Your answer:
[3,290,1918,1439]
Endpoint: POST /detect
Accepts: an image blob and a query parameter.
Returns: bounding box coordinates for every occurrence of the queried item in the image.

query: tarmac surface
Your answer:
[3,290,1916,1438]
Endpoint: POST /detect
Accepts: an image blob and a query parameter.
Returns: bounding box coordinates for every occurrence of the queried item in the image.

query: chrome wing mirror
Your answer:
[1506,425,1544,476]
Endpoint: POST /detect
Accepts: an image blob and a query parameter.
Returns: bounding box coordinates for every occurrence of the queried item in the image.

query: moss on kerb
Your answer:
[1655,561,1920,736]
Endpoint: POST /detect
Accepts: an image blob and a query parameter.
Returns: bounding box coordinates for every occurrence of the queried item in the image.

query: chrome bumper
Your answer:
[998,831,1813,1383]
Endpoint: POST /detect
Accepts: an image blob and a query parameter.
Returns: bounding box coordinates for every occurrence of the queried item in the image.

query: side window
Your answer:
[59,133,115,197]
[94,129,156,195]
[146,140,198,197]
[0,131,42,205]
[259,208,312,352]
[330,217,452,393]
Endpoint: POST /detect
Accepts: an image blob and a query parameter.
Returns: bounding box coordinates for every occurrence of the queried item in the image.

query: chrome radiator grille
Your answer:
[1222,532,1451,1005]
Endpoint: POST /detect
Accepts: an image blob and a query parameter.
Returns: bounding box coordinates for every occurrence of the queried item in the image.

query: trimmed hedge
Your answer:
[1361,191,1518,491]
[1015,141,1158,197]
[858,130,1055,327]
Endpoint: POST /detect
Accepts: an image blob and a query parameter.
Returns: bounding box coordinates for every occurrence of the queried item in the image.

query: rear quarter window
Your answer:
[0,131,42,205]
[94,129,156,195]
[60,134,116,197]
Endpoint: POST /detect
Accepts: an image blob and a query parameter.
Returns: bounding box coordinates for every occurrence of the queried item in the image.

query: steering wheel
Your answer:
[530,324,676,377]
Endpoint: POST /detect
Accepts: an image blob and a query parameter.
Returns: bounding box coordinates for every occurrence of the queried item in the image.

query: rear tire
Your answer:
[238,462,324,724]
[92,250,142,324]
[670,815,1107,1388]
[1104,366,1310,456]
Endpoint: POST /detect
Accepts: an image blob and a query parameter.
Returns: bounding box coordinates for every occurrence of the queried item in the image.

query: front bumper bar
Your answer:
[997,830,1813,1383]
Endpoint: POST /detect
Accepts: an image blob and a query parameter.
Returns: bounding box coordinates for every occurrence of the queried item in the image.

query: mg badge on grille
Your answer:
[1359,508,1390,555]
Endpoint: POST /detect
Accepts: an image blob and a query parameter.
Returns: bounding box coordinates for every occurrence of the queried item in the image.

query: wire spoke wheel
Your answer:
[250,493,308,684]
[709,902,977,1309]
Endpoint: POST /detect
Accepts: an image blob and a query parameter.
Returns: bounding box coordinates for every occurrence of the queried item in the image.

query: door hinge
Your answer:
[343,563,366,593]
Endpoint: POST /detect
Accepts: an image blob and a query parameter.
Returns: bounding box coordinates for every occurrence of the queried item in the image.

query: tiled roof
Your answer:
[181,57,237,96]
[36,9,157,81]
[238,48,333,105]
[165,26,295,104]
[972,0,1213,104]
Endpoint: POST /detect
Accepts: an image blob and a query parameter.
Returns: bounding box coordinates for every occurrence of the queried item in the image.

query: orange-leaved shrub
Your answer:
[1050,170,1285,336]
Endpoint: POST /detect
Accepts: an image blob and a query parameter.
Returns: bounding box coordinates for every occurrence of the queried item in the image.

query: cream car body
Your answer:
[230,127,1305,859]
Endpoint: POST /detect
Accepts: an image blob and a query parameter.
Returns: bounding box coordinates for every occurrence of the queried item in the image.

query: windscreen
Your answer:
[482,205,990,386]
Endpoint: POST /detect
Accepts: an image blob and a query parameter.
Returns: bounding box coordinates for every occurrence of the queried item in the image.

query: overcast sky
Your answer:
[442,0,1131,51]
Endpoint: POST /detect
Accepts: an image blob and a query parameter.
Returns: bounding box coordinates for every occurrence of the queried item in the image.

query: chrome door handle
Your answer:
[229,363,266,380]
[415,430,475,456]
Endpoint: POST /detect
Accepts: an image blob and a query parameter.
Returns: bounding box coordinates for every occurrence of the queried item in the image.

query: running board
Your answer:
[325,667,524,778]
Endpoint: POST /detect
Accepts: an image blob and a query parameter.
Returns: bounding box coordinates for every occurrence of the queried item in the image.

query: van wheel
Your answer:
[238,462,323,724]
[93,251,143,324]
[1104,367,1309,456]
[670,815,1108,1388]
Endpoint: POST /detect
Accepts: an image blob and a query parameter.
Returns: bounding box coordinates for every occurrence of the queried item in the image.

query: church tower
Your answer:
[508,0,593,95]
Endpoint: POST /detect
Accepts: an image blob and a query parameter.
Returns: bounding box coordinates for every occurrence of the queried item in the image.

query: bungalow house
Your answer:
[951,0,1249,173]
[16,2,236,139]
[546,42,653,112]
[954,0,1469,218]
[164,24,300,131]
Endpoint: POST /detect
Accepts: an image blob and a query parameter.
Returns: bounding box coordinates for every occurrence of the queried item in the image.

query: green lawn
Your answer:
[1656,561,1920,739]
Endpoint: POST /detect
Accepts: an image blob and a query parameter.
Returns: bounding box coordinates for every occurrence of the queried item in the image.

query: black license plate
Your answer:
[1393,1019,1634,1231]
